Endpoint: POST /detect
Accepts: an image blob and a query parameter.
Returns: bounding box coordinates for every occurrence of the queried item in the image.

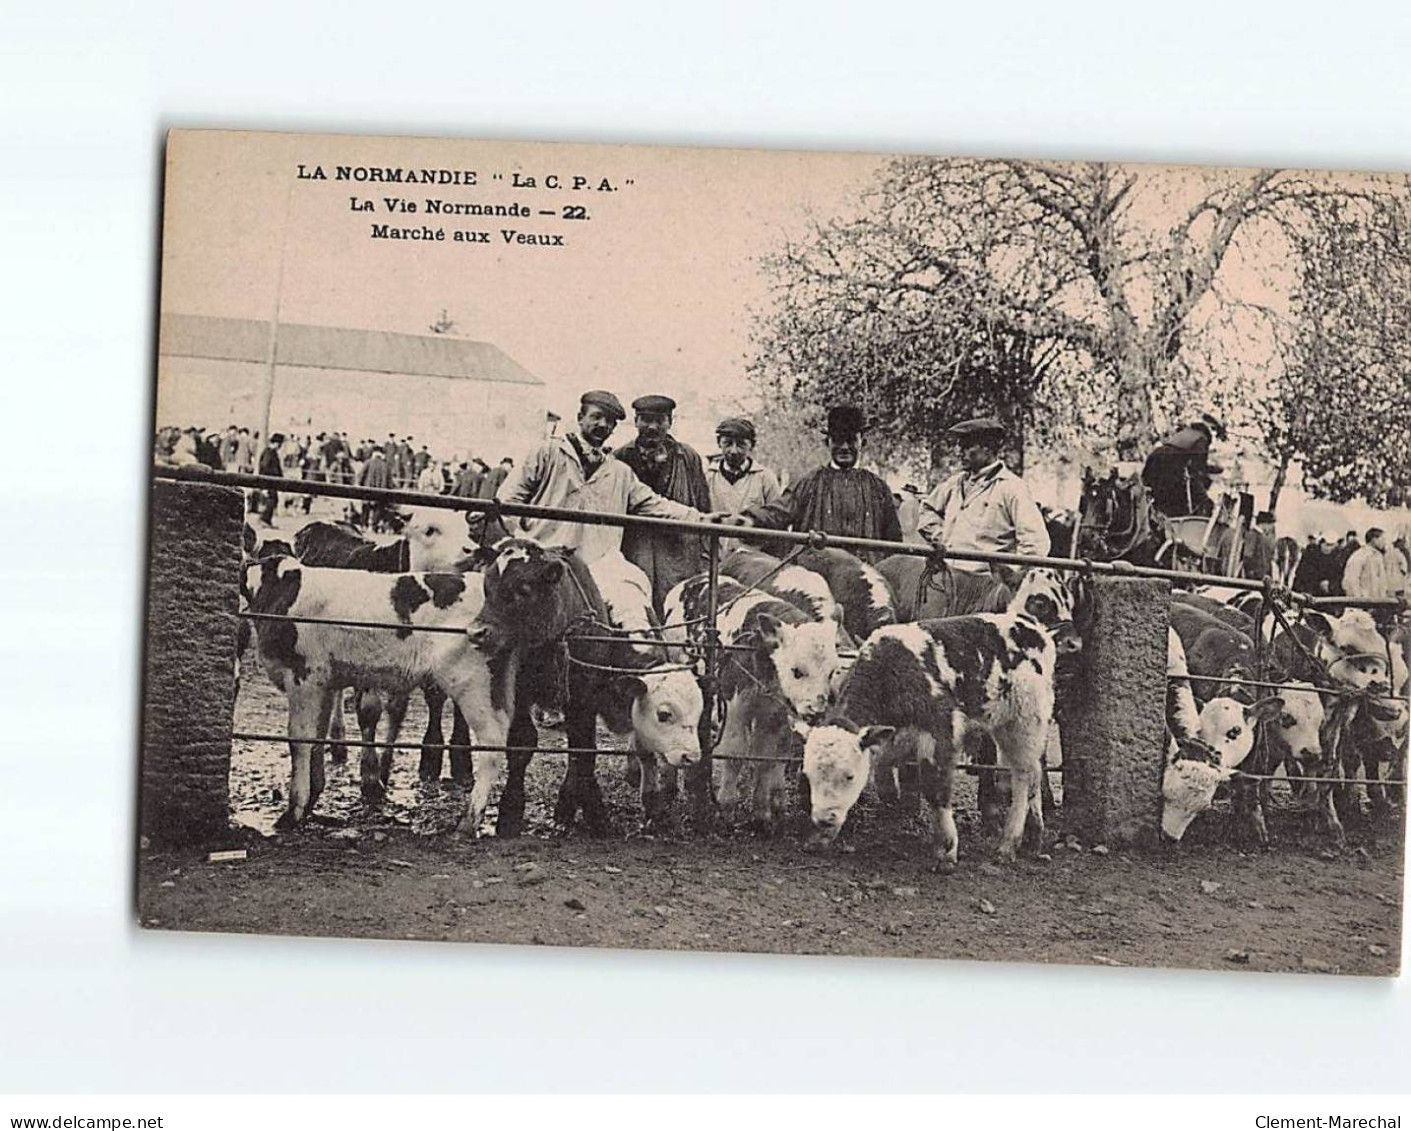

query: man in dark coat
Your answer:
[1141,415,1224,519]
[256,432,285,526]
[726,405,901,563]
[614,394,713,612]
[486,457,514,498]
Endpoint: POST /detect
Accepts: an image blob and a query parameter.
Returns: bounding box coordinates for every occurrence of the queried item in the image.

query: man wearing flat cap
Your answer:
[706,416,783,555]
[613,394,713,612]
[917,416,1050,614]
[497,389,707,565]
[727,404,901,563]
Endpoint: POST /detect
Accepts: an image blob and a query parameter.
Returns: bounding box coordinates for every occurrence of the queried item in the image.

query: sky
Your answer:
[160,129,885,423]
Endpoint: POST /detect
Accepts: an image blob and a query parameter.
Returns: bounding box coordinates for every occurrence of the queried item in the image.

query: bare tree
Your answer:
[752,158,1411,465]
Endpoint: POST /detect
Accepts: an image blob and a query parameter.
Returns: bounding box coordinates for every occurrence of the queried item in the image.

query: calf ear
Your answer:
[614,674,648,701]
[860,725,896,750]
[1248,695,1286,726]
[754,613,785,650]
[541,558,565,585]
[1302,611,1332,637]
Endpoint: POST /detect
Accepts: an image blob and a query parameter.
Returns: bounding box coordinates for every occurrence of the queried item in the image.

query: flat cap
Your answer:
[825,405,867,437]
[632,394,676,415]
[715,416,756,441]
[946,416,1006,440]
[580,390,626,421]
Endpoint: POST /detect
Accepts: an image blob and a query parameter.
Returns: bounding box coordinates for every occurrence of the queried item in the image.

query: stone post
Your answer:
[1062,575,1170,847]
[139,479,243,845]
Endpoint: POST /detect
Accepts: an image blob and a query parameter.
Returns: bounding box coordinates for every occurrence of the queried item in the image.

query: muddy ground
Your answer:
[138,665,1406,977]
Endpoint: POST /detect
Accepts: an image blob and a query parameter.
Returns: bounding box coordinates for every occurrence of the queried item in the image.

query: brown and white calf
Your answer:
[587,552,705,825]
[1163,630,1288,841]
[712,591,844,827]
[802,568,1080,866]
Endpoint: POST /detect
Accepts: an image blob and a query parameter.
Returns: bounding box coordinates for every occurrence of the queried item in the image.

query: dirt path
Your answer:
[139,796,1404,976]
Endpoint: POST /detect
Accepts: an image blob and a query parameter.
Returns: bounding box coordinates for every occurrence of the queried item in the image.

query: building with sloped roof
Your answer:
[156,313,547,463]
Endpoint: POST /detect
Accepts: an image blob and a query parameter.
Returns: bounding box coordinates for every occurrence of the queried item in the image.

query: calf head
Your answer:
[620,668,705,767]
[478,539,575,644]
[1160,694,1283,841]
[402,506,474,572]
[754,613,842,723]
[1307,609,1392,693]
[1267,684,1325,770]
[801,720,895,842]
[1011,567,1083,659]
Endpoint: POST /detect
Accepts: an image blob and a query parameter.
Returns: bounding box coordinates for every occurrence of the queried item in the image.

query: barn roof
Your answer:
[159,313,543,387]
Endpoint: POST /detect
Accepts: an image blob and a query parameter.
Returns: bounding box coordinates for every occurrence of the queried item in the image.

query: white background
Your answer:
[2,0,1408,1094]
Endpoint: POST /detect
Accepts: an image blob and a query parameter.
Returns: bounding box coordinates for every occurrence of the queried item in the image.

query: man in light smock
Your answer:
[917,416,1050,616]
[495,390,707,564]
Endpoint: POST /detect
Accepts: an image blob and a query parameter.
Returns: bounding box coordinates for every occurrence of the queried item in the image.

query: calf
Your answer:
[587,552,705,826]
[713,592,844,827]
[792,547,899,642]
[284,510,477,787]
[1168,602,1258,706]
[1161,695,1285,842]
[802,568,1079,866]
[242,559,514,830]
[488,541,706,836]
[719,547,840,626]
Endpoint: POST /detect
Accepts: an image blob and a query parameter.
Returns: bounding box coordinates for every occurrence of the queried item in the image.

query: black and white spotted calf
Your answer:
[791,547,899,642]
[802,568,1081,866]
[241,559,515,831]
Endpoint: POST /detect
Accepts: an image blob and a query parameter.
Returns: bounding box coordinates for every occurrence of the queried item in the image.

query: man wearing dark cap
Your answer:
[1141,414,1225,519]
[725,405,901,562]
[497,389,708,563]
[706,416,783,554]
[917,417,1050,614]
[613,395,713,611]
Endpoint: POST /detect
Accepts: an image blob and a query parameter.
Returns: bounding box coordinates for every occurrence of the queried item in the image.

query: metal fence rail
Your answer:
[152,463,1411,609]
[158,463,1408,832]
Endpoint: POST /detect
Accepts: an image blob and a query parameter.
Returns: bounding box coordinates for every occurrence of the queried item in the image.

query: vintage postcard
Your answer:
[140,128,1407,974]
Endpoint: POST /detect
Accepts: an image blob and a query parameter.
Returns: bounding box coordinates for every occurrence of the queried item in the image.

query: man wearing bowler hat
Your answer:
[706,416,782,554]
[725,404,901,563]
[917,416,1050,615]
[497,389,708,564]
[613,394,713,612]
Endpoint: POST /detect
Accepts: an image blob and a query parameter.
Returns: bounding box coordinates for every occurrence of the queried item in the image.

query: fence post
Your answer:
[1062,575,1170,847]
[140,479,244,845]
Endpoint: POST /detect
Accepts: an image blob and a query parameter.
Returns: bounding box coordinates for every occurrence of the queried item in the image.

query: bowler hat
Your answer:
[825,405,867,438]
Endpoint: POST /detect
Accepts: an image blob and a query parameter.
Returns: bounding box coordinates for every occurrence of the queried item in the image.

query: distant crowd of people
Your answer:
[1293,527,1411,603]
[153,423,514,528]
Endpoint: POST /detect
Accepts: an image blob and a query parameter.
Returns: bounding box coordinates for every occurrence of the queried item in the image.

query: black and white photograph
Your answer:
[135,128,1408,976]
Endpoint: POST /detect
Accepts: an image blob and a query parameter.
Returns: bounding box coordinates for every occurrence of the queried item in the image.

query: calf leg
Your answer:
[638,746,666,828]
[450,671,514,837]
[991,716,1047,862]
[378,690,410,788]
[448,706,473,785]
[278,680,334,828]
[496,696,537,838]
[326,688,348,765]
[971,731,1006,834]
[555,697,609,835]
[915,726,958,873]
[356,689,385,802]
[419,684,448,782]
